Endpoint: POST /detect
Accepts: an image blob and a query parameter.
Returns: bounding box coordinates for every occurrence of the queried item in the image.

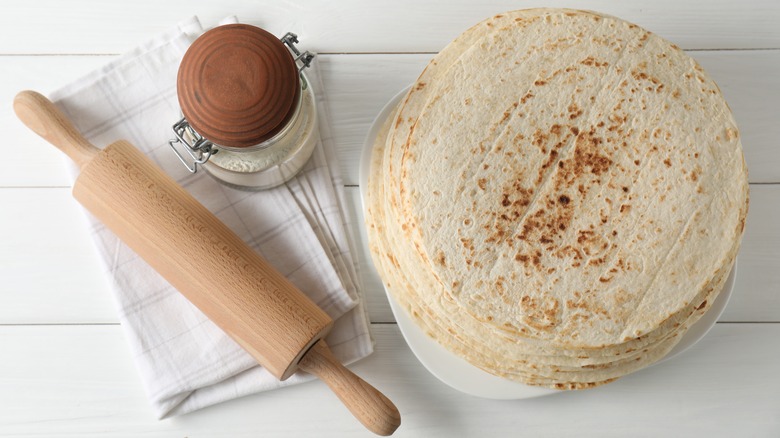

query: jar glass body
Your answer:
[181,73,319,190]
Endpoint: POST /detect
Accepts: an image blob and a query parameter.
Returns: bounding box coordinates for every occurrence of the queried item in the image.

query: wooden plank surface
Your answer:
[0,324,780,438]
[0,189,116,324]
[0,323,777,437]
[1,0,779,54]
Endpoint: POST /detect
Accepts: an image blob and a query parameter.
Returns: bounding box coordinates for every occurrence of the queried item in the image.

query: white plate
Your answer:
[358,85,736,399]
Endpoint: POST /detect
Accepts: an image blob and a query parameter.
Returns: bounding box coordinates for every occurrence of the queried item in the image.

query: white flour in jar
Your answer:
[208,86,315,173]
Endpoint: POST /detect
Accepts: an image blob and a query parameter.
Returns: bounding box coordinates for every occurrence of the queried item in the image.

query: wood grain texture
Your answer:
[76,139,333,379]
[0,55,115,187]
[0,324,777,437]
[0,0,778,54]
[177,24,302,147]
[13,91,99,168]
[298,341,401,436]
[14,90,335,379]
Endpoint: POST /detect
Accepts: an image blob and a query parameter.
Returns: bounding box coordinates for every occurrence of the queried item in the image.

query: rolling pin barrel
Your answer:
[13,90,400,435]
[72,136,333,380]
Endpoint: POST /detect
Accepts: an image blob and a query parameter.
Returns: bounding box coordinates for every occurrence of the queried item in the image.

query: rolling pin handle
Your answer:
[13,90,99,169]
[298,341,401,436]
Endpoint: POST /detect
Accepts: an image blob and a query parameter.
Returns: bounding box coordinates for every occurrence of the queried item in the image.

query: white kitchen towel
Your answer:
[49,16,373,418]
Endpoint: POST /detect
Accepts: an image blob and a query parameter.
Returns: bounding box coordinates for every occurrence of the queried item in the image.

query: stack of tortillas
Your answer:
[365,8,749,389]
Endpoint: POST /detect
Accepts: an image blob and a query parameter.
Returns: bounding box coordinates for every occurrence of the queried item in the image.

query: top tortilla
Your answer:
[366,8,748,385]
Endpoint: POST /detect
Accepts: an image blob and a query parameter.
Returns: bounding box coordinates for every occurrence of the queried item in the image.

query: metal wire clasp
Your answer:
[168,118,216,173]
[281,32,316,72]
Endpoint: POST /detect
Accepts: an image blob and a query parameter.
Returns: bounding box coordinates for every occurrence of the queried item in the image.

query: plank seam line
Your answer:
[1,48,779,57]
[0,322,119,326]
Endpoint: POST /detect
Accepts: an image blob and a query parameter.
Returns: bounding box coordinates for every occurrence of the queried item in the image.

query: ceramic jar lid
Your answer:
[177,24,300,148]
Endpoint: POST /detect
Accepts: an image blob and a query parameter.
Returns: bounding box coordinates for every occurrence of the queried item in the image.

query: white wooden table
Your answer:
[1,1,778,436]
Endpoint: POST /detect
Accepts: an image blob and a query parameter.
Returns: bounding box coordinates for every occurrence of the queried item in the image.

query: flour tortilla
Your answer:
[367,94,732,386]
[366,8,748,388]
[385,9,711,354]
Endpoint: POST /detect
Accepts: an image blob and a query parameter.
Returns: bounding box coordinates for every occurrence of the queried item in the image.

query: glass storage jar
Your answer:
[169,24,318,190]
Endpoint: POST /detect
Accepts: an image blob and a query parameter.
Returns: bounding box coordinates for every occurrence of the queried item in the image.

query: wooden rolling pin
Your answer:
[14,90,400,436]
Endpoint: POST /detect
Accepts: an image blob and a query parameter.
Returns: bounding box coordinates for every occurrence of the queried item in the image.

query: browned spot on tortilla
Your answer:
[501,194,512,207]
[696,300,708,310]
[385,252,399,268]
[508,126,614,261]
[565,127,612,177]
[478,178,487,190]
[568,103,583,119]
[580,56,609,67]
[577,230,594,244]
[538,150,559,184]
[620,204,631,213]
[534,80,547,86]
[663,158,672,167]
[520,295,560,330]
[532,128,549,150]
[434,250,446,267]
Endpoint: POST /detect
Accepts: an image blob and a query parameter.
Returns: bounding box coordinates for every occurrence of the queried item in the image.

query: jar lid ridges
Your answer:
[177,24,300,148]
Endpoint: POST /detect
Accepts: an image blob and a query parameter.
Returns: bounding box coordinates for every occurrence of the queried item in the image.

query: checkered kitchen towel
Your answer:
[49,16,373,418]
